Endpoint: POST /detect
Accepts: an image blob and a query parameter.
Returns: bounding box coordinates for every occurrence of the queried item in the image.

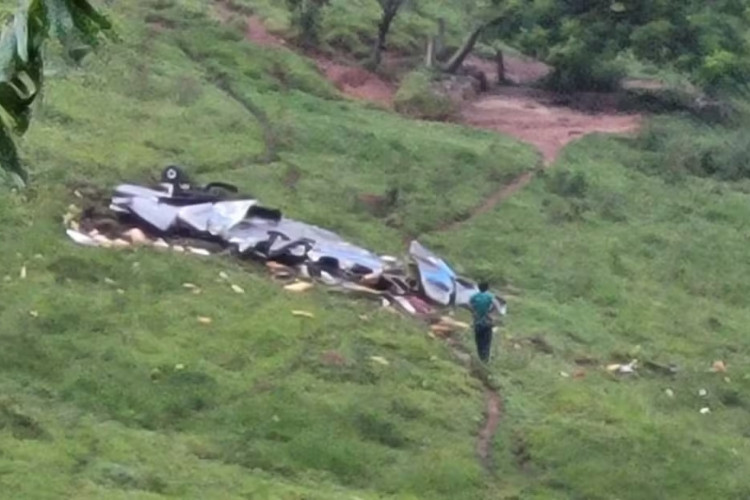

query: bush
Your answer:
[543,38,625,92]
[394,71,458,121]
[636,117,750,181]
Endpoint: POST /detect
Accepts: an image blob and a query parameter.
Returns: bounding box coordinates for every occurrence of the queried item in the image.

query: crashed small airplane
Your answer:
[67,166,507,318]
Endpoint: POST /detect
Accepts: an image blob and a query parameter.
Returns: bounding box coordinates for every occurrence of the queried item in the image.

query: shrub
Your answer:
[394,71,458,121]
[636,117,750,181]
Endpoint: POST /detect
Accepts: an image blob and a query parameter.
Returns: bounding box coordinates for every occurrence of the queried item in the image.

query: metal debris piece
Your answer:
[606,360,638,375]
[284,281,313,293]
[711,360,727,373]
[188,247,211,256]
[66,229,99,246]
[370,356,389,366]
[65,166,509,321]
[123,228,149,245]
[292,310,314,318]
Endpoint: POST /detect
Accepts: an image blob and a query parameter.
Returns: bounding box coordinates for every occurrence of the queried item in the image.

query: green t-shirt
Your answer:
[470,291,495,327]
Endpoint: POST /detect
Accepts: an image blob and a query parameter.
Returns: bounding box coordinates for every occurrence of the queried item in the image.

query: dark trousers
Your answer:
[474,324,493,363]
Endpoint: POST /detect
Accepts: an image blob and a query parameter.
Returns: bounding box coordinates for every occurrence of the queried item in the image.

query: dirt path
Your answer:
[463,86,641,165]
[477,388,503,469]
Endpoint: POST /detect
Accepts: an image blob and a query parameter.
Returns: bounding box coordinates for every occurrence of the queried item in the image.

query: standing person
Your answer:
[469,282,496,363]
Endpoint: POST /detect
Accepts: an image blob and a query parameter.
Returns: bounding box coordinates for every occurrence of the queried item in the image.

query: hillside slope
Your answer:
[1,1,749,499]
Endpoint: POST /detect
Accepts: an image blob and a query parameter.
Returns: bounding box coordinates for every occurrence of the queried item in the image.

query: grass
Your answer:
[427,134,750,498]
[224,0,475,61]
[1,0,750,498]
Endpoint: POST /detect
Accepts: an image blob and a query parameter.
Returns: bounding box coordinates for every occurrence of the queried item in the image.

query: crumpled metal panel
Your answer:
[409,241,457,306]
[99,175,507,318]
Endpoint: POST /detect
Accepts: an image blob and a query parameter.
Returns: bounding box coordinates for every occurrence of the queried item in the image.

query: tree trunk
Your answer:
[496,49,505,84]
[372,3,401,69]
[441,16,504,75]
[425,36,435,68]
[441,24,485,74]
[435,18,445,57]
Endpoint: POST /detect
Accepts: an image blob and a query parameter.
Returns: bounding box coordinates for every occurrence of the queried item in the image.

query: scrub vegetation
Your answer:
[1,0,750,499]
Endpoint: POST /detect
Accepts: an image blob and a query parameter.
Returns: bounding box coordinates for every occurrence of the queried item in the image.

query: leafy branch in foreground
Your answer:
[0,0,112,187]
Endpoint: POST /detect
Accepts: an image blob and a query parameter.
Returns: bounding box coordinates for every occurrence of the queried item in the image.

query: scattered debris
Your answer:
[574,356,599,366]
[230,284,245,294]
[606,359,638,375]
[370,356,389,366]
[560,371,570,378]
[104,277,116,285]
[698,389,708,397]
[123,228,148,245]
[643,360,678,376]
[182,283,199,290]
[175,363,185,371]
[711,360,727,373]
[19,265,26,279]
[188,247,211,256]
[66,229,99,246]
[29,310,38,318]
[699,407,711,415]
[284,281,313,293]
[665,388,675,398]
[64,166,508,321]
[291,310,314,318]
[197,316,212,324]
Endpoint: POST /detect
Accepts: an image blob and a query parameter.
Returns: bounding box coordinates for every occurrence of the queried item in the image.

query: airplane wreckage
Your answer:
[66,166,507,320]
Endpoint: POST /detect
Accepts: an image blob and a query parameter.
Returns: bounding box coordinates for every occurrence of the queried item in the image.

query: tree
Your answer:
[440,0,506,74]
[0,0,112,187]
[490,0,750,92]
[285,0,330,49]
[371,0,406,69]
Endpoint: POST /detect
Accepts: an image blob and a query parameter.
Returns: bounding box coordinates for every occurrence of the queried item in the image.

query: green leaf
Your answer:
[0,118,25,185]
[0,0,111,185]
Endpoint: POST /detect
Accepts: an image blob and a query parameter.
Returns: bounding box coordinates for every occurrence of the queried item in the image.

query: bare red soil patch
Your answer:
[477,388,503,470]
[313,56,396,107]
[463,87,641,165]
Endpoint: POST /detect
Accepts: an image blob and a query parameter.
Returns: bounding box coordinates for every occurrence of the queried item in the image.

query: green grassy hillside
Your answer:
[1,1,749,499]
